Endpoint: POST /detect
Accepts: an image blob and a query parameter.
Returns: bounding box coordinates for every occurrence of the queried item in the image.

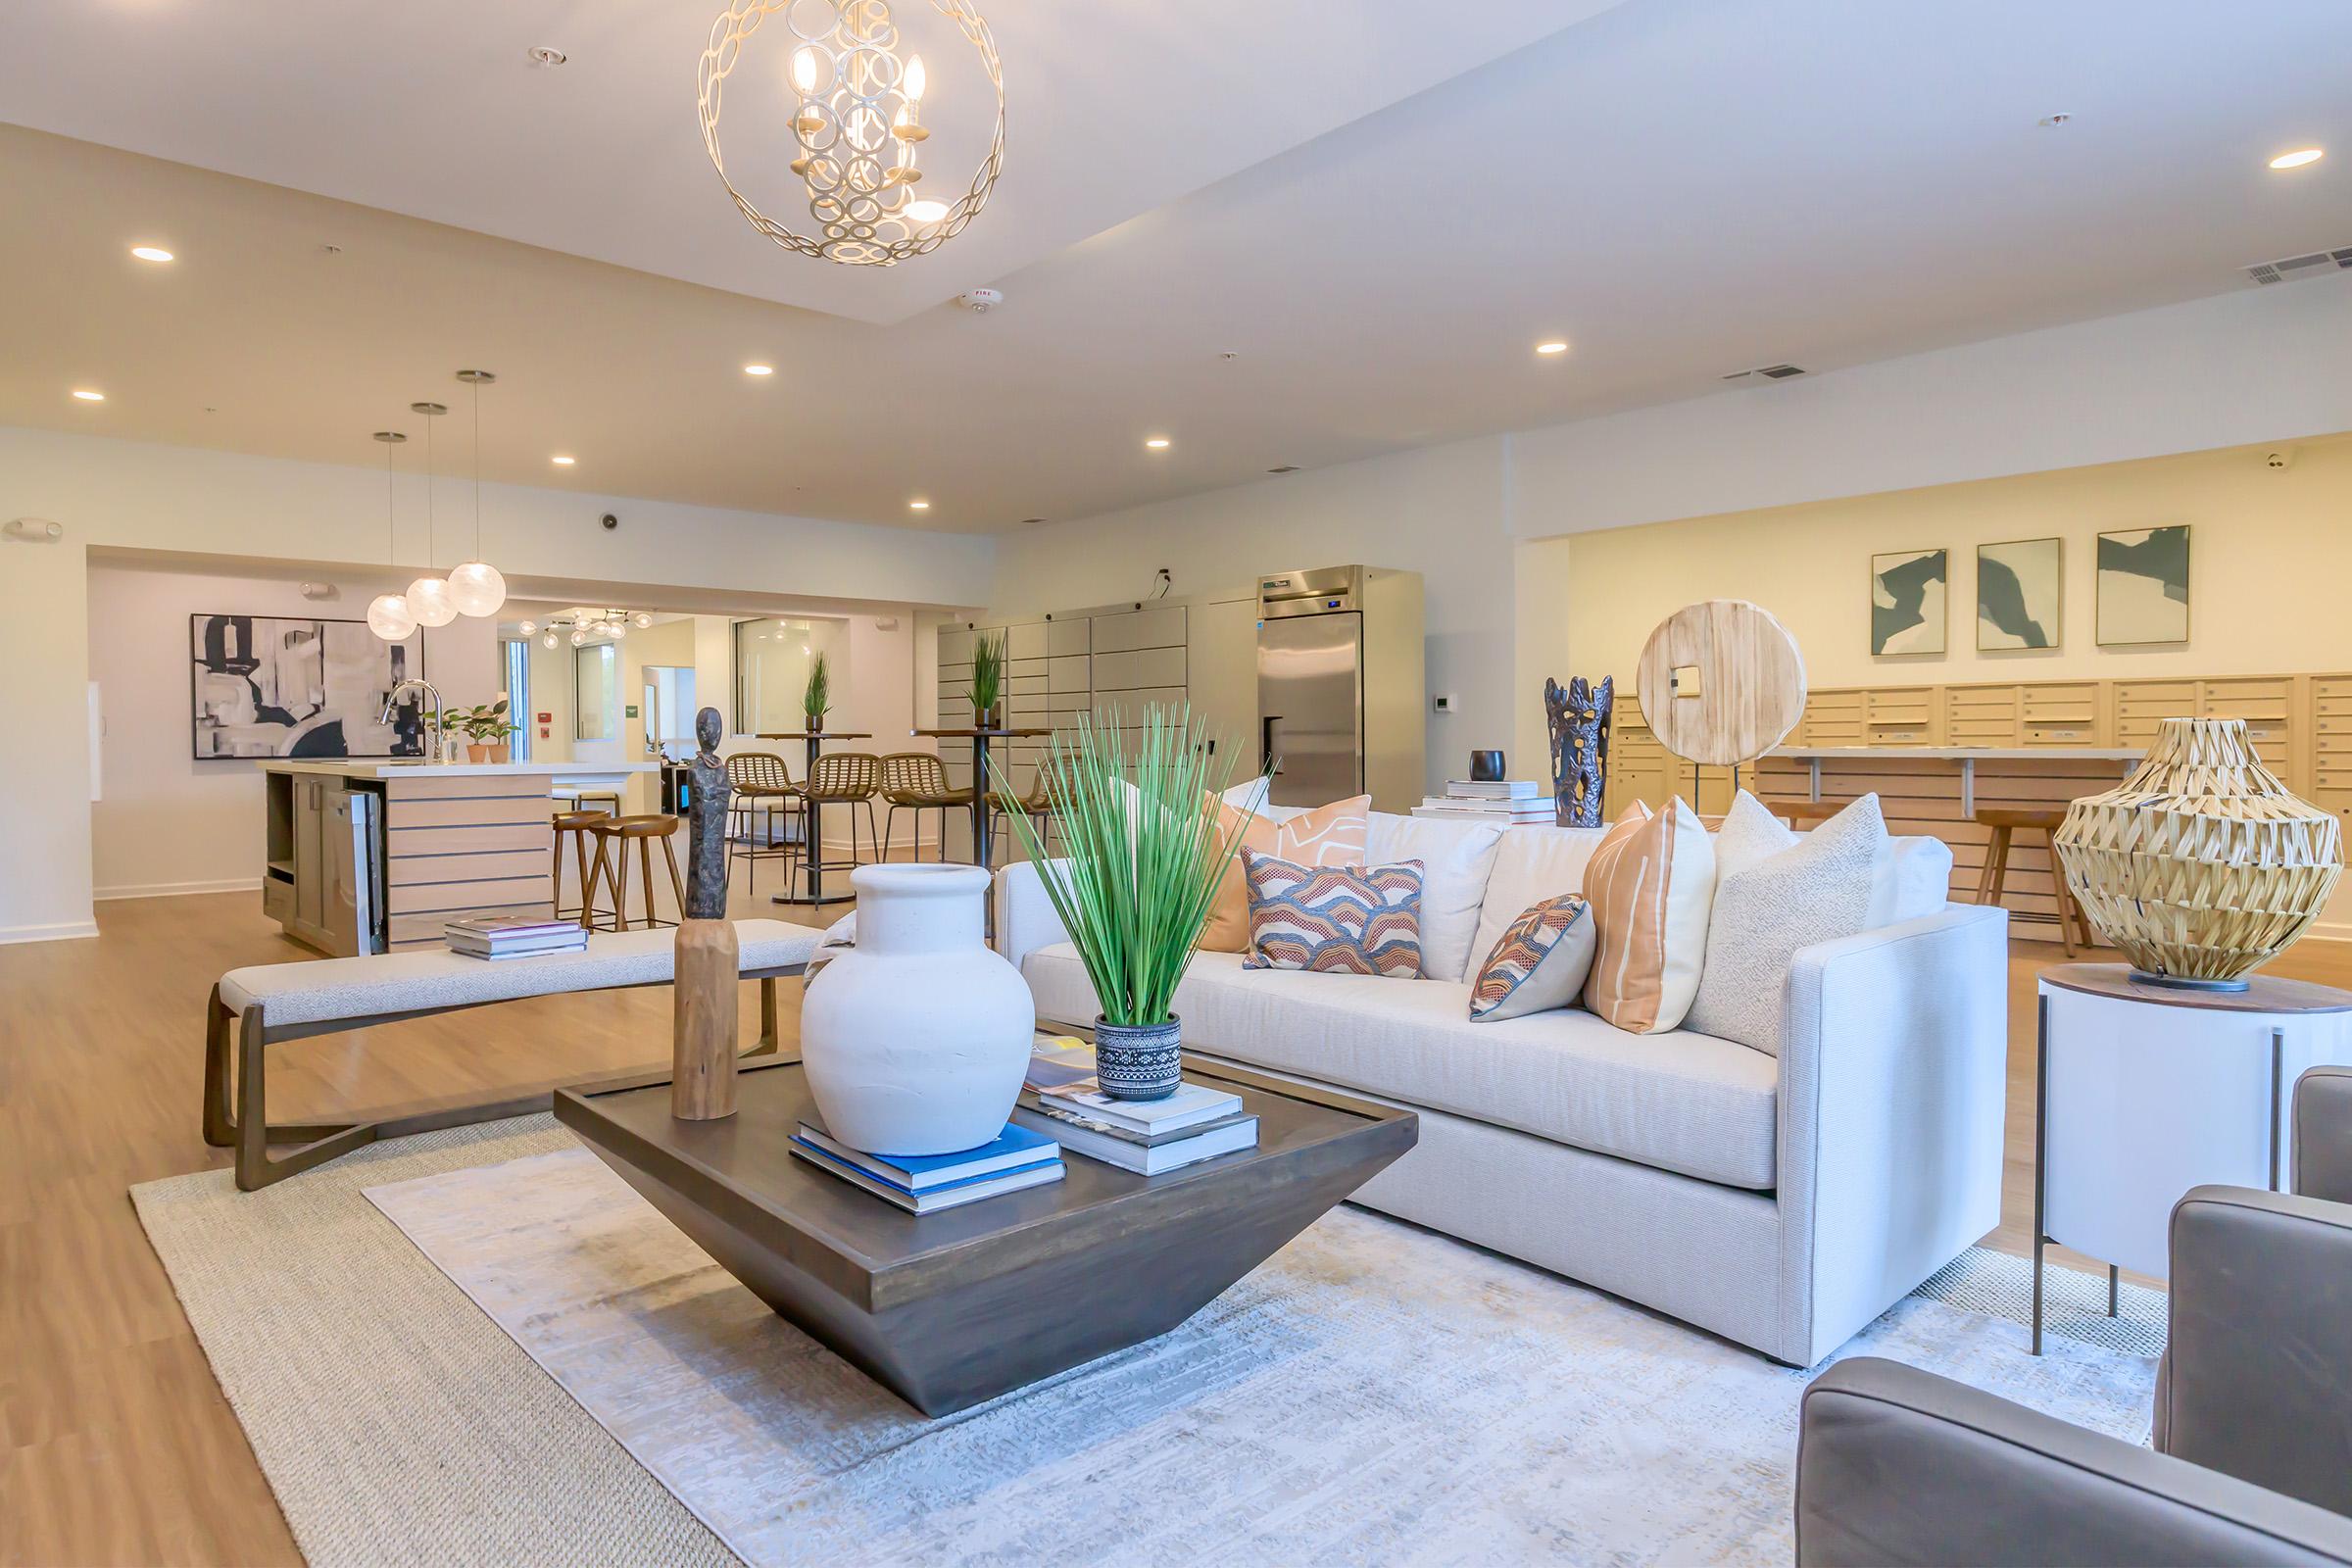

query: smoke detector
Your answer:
[958,287,1004,314]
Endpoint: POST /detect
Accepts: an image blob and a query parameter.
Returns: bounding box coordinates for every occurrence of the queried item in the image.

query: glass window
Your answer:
[732,616,850,734]
[575,643,619,741]
[502,638,531,761]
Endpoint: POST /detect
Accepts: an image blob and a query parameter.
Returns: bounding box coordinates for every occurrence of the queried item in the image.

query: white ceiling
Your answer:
[4,0,2350,533]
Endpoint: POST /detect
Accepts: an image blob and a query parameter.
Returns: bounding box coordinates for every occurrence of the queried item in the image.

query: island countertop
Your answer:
[1766,745,2144,761]
[257,760,660,779]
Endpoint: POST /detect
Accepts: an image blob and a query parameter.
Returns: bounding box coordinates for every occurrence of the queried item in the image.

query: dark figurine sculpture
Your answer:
[1545,675,1614,828]
[685,706,733,919]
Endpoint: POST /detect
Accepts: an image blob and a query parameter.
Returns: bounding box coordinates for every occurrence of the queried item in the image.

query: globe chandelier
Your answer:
[365,431,416,641]
[698,0,1004,267]
[403,401,457,630]
[446,368,509,619]
[532,608,658,650]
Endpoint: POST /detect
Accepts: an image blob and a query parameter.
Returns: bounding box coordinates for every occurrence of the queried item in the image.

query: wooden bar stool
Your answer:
[553,808,611,923]
[1767,799,1843,829]
[583,813,687,932]
[1974,806,2091,956]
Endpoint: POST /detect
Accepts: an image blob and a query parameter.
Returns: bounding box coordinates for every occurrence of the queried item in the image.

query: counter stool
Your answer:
[802,753,882,880]
[1767,799,1843,829]
[553,785,622,814]
[553,808,611,923]
[583,813,686,932]
[1975,806,2091,956]
[725,753,801,895]
[879,752,973,863]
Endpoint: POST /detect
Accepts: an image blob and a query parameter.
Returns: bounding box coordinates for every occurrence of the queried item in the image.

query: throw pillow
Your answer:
[1468,895,1597,1022]
[1364,810,1503,982]
[1468,824,1612,968]
[1580,799,1716,1035]
[1683,793,1889,1055]
[1200,793,1371,953]
[1240,851,1424,977]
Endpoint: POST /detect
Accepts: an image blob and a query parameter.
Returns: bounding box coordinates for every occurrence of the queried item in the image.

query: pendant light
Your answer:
[447,368,509,617]
[365,431,417,641]
[405,401,457,628]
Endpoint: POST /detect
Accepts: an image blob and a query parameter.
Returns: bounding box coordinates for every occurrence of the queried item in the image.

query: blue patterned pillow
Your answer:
[1468,894,1596,1021]
[1240,851,1423,977]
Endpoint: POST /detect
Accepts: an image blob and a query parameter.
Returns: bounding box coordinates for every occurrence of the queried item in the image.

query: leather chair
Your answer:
[1794,1064,2352,1566]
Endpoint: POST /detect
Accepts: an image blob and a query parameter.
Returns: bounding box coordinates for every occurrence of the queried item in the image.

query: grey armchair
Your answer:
[1794,1065,2352,1568]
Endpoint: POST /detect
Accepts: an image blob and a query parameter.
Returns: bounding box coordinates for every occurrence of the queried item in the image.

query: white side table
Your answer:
[2033,963,2352,1353]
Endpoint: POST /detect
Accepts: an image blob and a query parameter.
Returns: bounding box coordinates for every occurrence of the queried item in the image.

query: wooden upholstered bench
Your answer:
[203,918,820,1191]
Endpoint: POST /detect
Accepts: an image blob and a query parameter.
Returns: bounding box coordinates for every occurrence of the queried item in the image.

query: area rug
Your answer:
[136,1118,2159,1568]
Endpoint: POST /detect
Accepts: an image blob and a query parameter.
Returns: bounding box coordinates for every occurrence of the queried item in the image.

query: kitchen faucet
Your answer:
[381,678,446,761]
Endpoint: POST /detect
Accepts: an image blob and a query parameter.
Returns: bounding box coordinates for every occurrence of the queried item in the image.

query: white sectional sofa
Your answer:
[996,812,2010,1367]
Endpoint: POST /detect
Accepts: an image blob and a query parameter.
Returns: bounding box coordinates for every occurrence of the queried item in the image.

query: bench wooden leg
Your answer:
[202,987,237,1147]
[233,1005,375,1193]
[745,975,781,1057]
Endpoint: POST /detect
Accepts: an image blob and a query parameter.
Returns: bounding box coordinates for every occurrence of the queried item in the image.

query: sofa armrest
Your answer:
[1797,1357,2352,1567]
[1773,904,2010,1364]
[2296,1066,2352,1204]
[994,858,1074,972]
[2155,1184,2352,1517]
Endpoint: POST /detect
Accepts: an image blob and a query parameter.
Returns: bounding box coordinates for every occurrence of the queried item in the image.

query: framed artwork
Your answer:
[1976,536,2062,651]
[190,613,426,760]
[1870,548,1947,656]
[2096,525,2190,645]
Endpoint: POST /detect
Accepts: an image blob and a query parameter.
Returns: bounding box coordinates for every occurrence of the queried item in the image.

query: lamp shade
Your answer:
[446,560,508,617]
[366,593,417,641]
[406,575,457,628]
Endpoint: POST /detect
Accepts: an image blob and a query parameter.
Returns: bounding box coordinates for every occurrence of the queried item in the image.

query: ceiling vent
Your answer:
[1721,363,1808,384]
[2242,248,2352,286]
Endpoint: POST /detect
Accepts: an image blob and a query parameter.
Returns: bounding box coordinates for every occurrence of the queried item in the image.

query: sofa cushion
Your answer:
[1582,800,1716,1035]
[1240,852,1423,977]
[1469,824,1612,966]
[1366,810,1502,982]
[1201,793,1370,953]
[1021,944,1778,1190]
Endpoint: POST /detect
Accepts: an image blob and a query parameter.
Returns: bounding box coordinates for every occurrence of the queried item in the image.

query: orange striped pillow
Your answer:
[1580,799,1717,1034]
[1200,794,1371,953]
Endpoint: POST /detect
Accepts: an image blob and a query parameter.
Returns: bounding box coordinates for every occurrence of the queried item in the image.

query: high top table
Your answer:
[912,726,1050,868]
[755,731,872,907]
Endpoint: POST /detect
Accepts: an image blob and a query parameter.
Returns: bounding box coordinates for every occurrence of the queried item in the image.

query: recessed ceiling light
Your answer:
[743,363,774,376]
[551,454,575,466]
[1144,436,1171,449]
[2037,113,2072,127]
[526,45,568,68]
[2270,147,2325,171]
[908,499,931,510]
[1535,340,1569,356]
[72,388,105,402]
[130,244,173,263]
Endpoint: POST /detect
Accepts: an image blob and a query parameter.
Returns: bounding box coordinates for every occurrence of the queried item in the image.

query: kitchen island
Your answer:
[258,760,657,955]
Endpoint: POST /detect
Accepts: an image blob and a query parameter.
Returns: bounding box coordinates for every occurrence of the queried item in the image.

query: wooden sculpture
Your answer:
[2055,716,2344,987]
[673,706,739,1119]
[1634,600,1807,783]
[1546,675,1613,828]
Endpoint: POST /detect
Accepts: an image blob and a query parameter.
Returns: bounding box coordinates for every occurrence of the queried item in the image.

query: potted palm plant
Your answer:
[969,631,1004,729]
[992,704,1251,1100]
[803,652,830,733]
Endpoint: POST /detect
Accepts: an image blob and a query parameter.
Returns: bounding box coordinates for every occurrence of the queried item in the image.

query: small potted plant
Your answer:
[992,705,1250,1100]
[803,652,830,733]
[447,699,517,762]
[970,631,1004,729]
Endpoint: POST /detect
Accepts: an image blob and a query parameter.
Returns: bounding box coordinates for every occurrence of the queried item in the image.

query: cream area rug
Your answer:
[135,1117,2156,1568]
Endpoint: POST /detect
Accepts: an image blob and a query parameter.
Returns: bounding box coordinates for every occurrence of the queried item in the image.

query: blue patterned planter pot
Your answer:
[1094,1015,1184,1101]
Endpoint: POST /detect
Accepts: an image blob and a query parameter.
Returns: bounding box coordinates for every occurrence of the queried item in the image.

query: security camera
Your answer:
[601,513,619,530]
[2264,448,2295,470]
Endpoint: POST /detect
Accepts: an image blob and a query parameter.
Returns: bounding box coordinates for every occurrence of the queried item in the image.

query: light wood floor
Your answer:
[3,887,2345,1566]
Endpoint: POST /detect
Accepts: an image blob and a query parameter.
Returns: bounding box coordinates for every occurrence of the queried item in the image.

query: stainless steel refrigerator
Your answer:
[1255,565,1425,811]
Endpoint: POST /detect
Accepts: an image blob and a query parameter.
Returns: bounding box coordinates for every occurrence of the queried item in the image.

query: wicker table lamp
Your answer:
[2054,716,2343,990]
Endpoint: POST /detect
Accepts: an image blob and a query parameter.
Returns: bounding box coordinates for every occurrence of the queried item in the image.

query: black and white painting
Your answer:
[1977,537,2062,651]
[2096,525,2190,645]
[190,614,426,760]
[1870,548,1947,656]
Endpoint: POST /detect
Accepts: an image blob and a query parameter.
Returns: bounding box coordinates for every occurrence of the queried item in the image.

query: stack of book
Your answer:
[1014,1040,1259,1175]
[1411,778,1555,827]
[444,913,589,960]
[789,1120,1064,1214]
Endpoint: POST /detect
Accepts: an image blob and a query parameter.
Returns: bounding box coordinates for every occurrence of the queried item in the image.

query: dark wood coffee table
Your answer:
[553,1047,1416,1416]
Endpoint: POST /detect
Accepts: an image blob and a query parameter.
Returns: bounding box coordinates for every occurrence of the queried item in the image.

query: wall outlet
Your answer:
[1432,694,1456,712]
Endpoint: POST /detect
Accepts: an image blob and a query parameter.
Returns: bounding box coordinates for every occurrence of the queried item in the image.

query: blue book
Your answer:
[794,1120,1060,1193]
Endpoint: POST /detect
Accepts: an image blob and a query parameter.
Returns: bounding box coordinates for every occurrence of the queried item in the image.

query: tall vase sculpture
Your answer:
[2055,716,2343,989]
[673,707,740,1119]
[1546,675,1613,828]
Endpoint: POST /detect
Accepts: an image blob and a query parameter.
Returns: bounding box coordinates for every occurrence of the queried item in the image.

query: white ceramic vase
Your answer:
[799,862,1035,1155]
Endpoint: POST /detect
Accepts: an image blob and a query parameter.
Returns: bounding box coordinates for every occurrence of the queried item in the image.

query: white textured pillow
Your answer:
[1685,794,1888,1055]
[1874,836,1955,926]
[1219,775,1308,825]
[1366,809,1502,982]
[1469,824,1612,967]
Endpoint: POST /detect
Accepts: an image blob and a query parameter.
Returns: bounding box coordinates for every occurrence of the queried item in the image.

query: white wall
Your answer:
[0,529,93,942]
[88,561,499,900]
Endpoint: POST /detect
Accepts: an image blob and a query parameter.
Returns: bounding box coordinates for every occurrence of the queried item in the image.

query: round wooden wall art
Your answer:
[1635,600,1808,768]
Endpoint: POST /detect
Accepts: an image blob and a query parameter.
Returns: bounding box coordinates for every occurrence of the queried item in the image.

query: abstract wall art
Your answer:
[1870,548,1947,656]
[190,613,426,760]
[1976,536,2062,651]
[2096,525,2190,646]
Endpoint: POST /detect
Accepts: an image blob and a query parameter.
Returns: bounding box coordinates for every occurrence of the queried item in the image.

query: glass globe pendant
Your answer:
[447,560,507,617]
[407,574,458,627]
[367,592,416,640]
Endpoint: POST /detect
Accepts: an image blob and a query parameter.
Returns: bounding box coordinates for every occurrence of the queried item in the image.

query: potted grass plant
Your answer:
[969,631,1004,729]
[803,651,830,732]
[992,704,1251,1100]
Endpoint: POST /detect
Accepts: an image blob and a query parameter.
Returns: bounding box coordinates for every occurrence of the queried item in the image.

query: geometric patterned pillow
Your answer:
[1468,894,1597,1021]
[1239,851,1423,977]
